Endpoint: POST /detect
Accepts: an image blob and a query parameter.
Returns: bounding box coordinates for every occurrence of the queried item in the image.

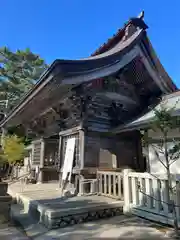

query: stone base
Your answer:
[0,195,12,221]
[0,182,8,195]
[44,205,123,229]
[0,182,12,222]
[12,190,123,230]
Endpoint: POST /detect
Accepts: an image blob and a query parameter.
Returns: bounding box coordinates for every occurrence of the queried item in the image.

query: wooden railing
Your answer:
[97,171,123,200]
[79,179,98,195]
[124,170,180,226]
[11,166,28,180]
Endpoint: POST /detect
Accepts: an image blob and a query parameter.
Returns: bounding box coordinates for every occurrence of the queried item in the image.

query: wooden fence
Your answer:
[123,170,180,226]
[97,171,123,200]
[11,166,29,179]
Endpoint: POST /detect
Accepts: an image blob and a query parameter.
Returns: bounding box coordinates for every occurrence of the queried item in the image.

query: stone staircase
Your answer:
[9,182,124,230]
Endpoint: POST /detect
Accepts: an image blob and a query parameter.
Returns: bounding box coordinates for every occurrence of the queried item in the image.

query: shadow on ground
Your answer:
[32,215,172,240]
[15,194,174,240]
[12,189,178,240]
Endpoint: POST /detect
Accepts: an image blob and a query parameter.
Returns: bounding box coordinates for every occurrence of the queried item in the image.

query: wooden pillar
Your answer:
[112,154,117,169]
[123,168,132,214]
[38,139,45,183]
[79,129,85,169]
[58,135,62,188]
[40,139,45,168]
[79,175,84,195]
[145,130,150,172]
[142,129,150,172]
[78,128,85,195]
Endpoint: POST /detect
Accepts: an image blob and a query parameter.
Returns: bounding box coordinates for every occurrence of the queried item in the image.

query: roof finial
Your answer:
[137,11,144,20]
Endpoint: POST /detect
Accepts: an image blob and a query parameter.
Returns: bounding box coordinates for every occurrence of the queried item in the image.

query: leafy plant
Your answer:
[143,101,180,235]
[1,135,25,165]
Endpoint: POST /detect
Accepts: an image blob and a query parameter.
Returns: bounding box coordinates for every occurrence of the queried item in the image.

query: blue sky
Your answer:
[1,0,180,87]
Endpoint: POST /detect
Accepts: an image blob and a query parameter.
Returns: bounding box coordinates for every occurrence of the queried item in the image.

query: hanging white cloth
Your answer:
[62,137,76,182]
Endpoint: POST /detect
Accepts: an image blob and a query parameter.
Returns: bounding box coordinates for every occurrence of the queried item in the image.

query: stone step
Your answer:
[10,205,171,240]
[11,192,124,230]
[10,204,48,238]
[9,182,124,230]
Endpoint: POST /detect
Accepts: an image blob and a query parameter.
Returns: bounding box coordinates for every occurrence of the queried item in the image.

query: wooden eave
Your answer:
[0,29,145,127]
[113,91,180,134]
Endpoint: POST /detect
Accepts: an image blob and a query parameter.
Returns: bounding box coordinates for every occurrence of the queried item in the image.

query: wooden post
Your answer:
[40,139,45,168]
[31,142,35,166]
[160,180,169,215]
[118,174,122,199]
[58,136,62,188]
[108,174,111,196]
[58,136,62,167]
[104,173,107,195]
[112,154,117,168]
[132,177,139,205]
[145,178,153,209]
[113,174,116,197]
[79,129,85,169]
[79,175,84,195]
[123,169,131,214]
[176,182,180,218]
[139,178,145,206]
[38,139,45,183]
[153,179,161,213]
[99,173,102,194]
[90,180,96,194]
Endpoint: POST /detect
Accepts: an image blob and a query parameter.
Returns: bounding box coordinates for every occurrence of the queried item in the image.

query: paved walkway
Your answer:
[8,182,178,239]
[0,215,177,240]
[8,182,60,198]
[0,223,29,240]
[23,215,175,240]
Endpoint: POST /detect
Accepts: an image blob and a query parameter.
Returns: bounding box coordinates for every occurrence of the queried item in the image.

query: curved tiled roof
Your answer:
[54,28,144,76]
[0,14,177,127]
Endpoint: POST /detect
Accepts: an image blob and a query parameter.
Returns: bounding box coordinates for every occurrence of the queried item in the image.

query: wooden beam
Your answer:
[137,46,169,93]
[96,92,138,105]
[59,125,83,136]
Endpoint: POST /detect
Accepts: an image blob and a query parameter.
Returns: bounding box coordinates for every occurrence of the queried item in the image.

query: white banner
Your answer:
[62,138,76,181]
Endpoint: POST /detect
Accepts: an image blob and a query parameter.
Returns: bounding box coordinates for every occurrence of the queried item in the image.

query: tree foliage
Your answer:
[143,101,180,235]
[151,102,180,164]
[0,47,48,110]
[1,135,25,165]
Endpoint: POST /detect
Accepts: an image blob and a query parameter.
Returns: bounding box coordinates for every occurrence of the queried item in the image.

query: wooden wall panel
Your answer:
[32,140,42,165]
[84,130,144,171]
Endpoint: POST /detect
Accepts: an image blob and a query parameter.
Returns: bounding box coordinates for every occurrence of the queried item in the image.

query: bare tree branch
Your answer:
[151,145,167,169]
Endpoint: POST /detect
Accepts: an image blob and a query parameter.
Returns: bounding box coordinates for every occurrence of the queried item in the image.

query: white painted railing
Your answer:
[123,170,180,226]
[97,171,123,200]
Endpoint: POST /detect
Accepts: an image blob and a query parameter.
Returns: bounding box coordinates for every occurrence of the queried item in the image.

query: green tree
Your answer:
[0,47,48,110]
[142,102,180,236]
[2,135,25,165]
